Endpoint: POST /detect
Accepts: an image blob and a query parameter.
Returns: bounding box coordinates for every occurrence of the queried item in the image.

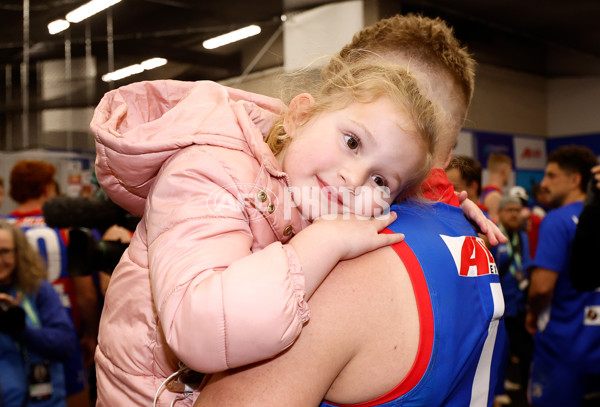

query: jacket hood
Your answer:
[91,80,287,217]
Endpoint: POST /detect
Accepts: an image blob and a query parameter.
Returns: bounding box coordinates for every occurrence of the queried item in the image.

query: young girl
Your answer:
[92,59,439,406]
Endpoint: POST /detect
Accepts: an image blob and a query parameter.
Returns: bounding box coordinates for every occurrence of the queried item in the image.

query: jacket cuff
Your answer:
[282,244,310,324]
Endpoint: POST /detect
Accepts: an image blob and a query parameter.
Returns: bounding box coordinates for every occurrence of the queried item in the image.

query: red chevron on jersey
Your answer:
[441,235,499,277]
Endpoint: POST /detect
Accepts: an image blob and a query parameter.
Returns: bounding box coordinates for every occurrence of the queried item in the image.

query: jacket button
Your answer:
[283,225,293,236]
[257,190,267,202]
[267,203,275,213]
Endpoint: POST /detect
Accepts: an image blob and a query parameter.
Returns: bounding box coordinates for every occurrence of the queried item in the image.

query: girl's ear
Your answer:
[284,93,315,137]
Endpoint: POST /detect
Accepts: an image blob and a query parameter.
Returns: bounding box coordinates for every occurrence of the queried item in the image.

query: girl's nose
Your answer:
[338,161,369,188]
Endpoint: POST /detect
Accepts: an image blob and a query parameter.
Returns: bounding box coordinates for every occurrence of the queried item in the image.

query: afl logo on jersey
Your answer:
[441,235,498,277]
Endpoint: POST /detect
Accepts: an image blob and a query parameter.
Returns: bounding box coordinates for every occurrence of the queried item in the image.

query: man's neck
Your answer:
[487,173,505,188]
[16,198,44,213]
[562,189,587,207]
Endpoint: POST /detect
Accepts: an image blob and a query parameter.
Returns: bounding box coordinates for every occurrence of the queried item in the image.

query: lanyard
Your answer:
[19,291,41,328]
[499,225,522,277]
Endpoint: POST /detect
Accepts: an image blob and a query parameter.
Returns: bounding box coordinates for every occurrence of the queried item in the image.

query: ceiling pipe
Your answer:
[21,0,30,148]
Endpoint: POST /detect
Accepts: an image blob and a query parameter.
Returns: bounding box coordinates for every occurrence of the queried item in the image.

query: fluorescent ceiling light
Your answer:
[48,19,70,35]
[66,0,123,23]
[203,25,261,50]
[102,58,167,82]
[102,64,143,82]
[141,57,167,70]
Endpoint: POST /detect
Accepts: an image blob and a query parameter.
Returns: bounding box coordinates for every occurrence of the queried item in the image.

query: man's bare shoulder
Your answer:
[194,245,420,407]
[313,245,420,404]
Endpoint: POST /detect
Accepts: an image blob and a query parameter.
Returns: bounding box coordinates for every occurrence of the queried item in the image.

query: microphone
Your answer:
[42,197,139,231]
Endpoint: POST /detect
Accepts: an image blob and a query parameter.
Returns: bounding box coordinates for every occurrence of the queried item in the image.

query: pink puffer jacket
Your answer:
[92,80,311,406]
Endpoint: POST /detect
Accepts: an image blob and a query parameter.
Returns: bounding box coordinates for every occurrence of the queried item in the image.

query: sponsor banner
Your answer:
[476,132,514,169]
[513,137,547,170]
[453,130,474,157]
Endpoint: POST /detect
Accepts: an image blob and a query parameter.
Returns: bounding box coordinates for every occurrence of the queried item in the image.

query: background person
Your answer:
[0,220,76,407]
[525,146,600,407]
[446,155,487,212]
[481,153,513,223]
[491,195,533,399]
[4,160,91,407]
[569,164,600,291]
[508,185,544,259]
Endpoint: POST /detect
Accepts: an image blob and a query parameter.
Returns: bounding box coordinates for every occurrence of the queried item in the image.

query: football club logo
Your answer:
[441,235,498,277]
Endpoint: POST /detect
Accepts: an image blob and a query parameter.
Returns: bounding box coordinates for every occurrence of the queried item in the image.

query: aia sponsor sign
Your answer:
[441,235,498,277]
[513,137,547,170]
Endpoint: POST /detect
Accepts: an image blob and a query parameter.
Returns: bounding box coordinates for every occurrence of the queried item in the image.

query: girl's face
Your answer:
[0,229,16,286]
[280,94,427,221]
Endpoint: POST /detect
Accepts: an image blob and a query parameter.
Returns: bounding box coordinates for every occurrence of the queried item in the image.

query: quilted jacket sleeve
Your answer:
[145,145,309,373]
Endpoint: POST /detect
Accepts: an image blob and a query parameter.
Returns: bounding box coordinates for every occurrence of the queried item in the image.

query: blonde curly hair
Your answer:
[266,56,438,201]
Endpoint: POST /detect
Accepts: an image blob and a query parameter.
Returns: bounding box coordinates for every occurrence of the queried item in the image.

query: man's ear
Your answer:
[570,172,583,192]
[283,93,315,137]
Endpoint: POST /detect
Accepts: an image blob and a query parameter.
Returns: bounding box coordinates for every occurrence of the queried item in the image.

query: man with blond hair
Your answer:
[481,153,513,223]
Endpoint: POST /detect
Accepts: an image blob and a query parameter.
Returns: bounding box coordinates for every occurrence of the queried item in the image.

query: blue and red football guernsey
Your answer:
[321,199,505,407]
[5,210,74,315]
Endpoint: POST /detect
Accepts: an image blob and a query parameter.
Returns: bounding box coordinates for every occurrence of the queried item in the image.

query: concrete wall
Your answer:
[547,76,600,137]
[467,64,548,136]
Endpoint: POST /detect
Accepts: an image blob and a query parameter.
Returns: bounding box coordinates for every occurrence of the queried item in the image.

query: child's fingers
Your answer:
[366,231,405,252]
[455,190,468,203]
[485,220,507,246]
[372,211,397,230]
[486,231,498,247]
[383,232,405,245]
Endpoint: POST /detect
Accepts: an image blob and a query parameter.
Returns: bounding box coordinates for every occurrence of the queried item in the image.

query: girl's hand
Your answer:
[312,212,405,261]
[288,212,404,298]
[456,192,508,246]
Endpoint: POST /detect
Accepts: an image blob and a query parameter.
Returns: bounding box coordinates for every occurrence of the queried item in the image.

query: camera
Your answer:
[0,301,26,337]
[67,228,129,277]
[42,196,140,277]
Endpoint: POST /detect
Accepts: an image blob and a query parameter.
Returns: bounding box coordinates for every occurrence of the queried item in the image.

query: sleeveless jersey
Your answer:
[479,185,502,205]
[321,200,505,407]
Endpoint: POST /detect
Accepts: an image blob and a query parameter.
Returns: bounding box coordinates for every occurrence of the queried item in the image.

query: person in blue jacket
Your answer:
[490,195,533,397]
[0,220,76,407]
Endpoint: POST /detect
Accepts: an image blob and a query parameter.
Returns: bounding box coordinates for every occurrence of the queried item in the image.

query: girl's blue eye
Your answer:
[372,175,387,188]
[344,134,360,150]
